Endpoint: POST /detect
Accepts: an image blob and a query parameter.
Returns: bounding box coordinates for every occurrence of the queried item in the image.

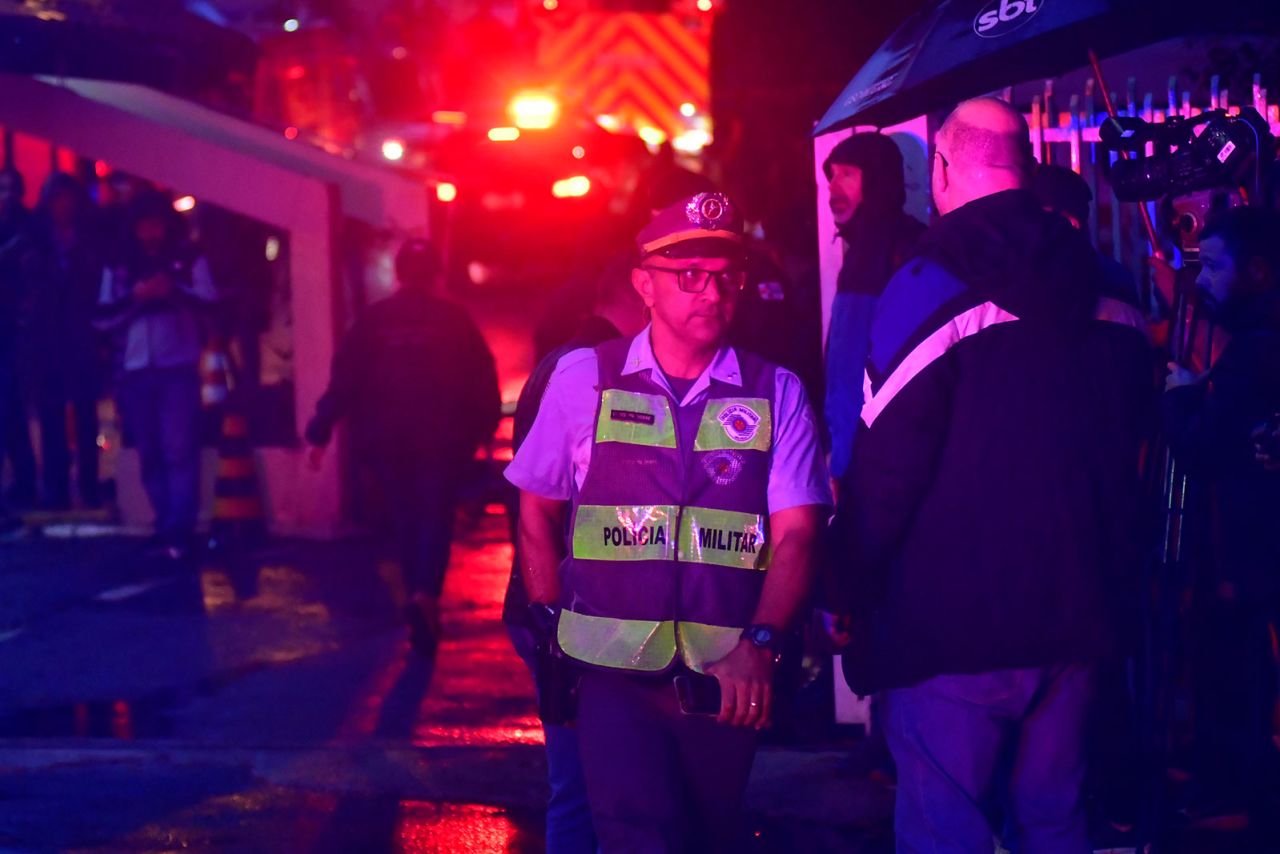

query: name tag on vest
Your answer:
[610,409,655,426]
[596,389,676,448]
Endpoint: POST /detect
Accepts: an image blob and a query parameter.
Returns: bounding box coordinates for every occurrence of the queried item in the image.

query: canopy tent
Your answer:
[0,73,431,535]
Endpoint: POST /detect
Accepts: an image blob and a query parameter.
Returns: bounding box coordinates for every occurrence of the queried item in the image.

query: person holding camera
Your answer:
[506,192,829,852]
[96,191,218,559]
[829,98,1152,851]
[1163,207,1280,829]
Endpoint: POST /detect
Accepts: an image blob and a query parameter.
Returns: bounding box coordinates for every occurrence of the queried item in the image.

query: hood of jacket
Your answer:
[918,189,1103,324]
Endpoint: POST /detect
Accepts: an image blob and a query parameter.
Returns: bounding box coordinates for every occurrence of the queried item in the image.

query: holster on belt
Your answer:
[530,606,579,726]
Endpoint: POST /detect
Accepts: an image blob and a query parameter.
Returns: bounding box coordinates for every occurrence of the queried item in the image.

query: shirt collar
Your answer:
[621,325,742,405]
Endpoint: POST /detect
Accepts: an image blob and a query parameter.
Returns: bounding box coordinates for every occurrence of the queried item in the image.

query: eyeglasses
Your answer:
[642,264,747,294]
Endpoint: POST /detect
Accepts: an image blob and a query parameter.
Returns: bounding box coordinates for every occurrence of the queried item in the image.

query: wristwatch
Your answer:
[741,623,785,655]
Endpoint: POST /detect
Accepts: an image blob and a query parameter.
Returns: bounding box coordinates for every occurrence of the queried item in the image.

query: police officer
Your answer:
[506,192,830,852]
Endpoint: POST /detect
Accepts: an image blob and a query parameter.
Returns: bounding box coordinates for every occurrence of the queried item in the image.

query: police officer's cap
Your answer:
[636,192,744,260]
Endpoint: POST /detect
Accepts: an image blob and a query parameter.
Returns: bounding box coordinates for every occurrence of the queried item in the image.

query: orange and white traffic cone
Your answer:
[207,402,266,551]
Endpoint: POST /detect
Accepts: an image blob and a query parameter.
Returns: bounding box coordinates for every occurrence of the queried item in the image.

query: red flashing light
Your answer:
[436,182,458,203]
[488,127,520,142]
[552,175,591,199]
[284,126,299,140]
[432,110,467,126]
[381,138,407,161]
[509,92,560,130]
[94,160,110,178]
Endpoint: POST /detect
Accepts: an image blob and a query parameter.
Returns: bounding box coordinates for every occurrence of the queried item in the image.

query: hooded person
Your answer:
[822,133,925,479]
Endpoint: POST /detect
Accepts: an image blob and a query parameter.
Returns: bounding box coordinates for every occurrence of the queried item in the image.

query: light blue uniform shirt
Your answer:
[96,256,218,372]
[506,328,832,511]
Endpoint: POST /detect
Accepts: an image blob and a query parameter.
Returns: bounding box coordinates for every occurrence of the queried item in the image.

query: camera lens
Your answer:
[1109,158,1172,202]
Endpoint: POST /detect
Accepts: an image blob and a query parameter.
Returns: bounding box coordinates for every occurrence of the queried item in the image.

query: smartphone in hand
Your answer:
[674,671,721,716]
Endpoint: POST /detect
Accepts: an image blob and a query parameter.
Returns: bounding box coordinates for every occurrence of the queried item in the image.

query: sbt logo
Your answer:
[973,0,1044,38]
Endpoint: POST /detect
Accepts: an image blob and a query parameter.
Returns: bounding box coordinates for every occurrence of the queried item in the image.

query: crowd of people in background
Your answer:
[0,168,218,558]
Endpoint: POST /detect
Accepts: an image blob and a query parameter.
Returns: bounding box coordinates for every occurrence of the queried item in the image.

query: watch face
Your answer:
[748,626,774,647]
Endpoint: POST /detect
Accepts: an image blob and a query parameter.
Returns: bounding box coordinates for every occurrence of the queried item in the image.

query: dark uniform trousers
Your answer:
[575,667,759,853]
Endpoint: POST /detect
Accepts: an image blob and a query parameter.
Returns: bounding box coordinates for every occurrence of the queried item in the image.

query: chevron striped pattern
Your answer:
[536,12,710,138]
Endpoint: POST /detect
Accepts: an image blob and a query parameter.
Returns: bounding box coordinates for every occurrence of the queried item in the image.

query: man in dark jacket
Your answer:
[305,239,500,655]
[823,133,926,480]
[831,98,1153,850]
[0,169,32,532]
[1163,207,1280,828]
[27,173,107,508]
[0,169,37,512]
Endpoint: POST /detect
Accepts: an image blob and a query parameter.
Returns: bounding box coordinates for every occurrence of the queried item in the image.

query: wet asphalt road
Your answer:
[0,514,554,852]
[0,510,902,853]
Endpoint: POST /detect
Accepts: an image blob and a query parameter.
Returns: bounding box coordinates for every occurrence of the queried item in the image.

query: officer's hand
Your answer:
[705,640,776,730]
[306,445,326,472]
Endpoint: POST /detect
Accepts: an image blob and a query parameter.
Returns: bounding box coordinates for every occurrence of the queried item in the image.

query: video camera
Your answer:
[1099,107,1274,203]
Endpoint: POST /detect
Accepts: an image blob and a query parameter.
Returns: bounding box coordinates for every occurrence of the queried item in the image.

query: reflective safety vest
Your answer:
[557,336,776,674]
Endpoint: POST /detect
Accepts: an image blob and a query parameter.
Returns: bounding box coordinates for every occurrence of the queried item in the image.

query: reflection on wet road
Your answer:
[0,507,548,852]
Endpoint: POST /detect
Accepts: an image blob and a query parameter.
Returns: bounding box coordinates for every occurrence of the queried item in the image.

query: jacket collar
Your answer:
[621,325,743,405]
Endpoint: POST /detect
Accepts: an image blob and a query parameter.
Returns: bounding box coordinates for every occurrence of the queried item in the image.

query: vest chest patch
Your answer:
[595,389,675,448]
[701,450,744,485]
[695,398,772,452]
[573,504,678,562]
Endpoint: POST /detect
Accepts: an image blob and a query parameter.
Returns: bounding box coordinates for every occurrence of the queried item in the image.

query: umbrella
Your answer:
[815,0,1279,134]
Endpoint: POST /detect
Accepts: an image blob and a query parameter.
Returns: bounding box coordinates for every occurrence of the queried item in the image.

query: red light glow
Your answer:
[381,138,407,161]
[396,803,518,853]
[487,127,520,142]
[432,110,467,125]
[552,175,591,198]
[436,182,458,203]
[508,91,560,130]
[284,126,299,140]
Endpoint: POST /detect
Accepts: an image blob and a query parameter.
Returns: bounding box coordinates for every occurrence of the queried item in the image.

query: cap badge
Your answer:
[685,192,731,230]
